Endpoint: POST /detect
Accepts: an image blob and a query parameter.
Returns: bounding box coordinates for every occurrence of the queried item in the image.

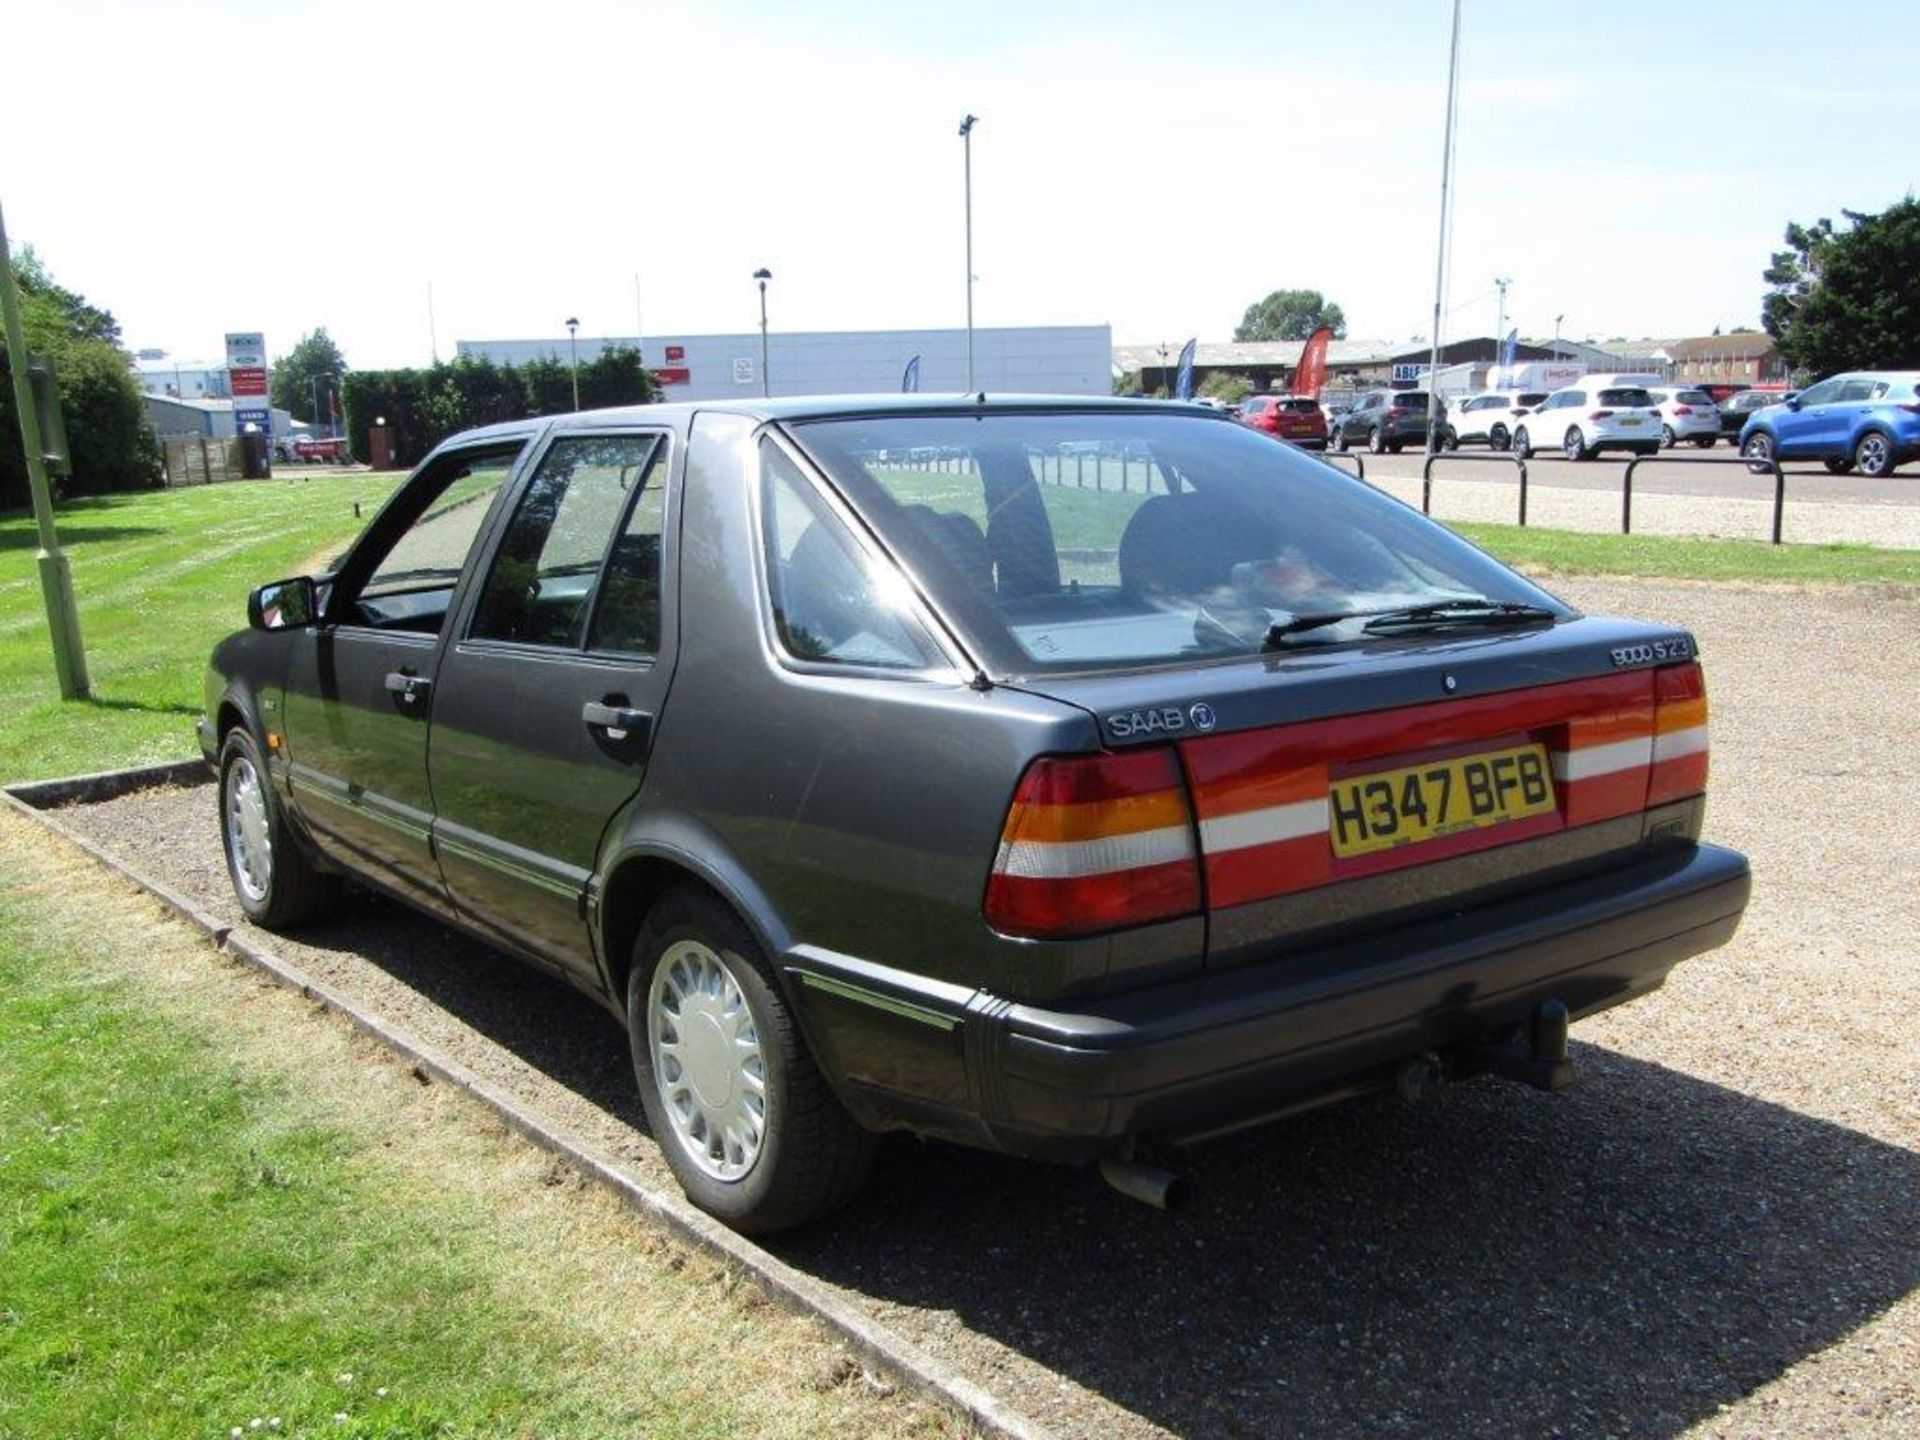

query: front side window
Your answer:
[760,440,936,671]
[363,448,523,599]
[790,411,1566,676]
[469,434,661,648]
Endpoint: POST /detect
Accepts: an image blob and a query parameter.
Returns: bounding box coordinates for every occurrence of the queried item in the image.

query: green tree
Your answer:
[2,248,160,509]
[1234,289,1347,343]
[1199,370,1252,404]
[1762,199,1920,378]
[270,328,349,425]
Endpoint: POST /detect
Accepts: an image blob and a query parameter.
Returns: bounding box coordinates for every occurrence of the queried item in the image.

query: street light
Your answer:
[959,114,978,391]
[1553,313,1564,362]
[565,317,580,410]
[753,269,772,398]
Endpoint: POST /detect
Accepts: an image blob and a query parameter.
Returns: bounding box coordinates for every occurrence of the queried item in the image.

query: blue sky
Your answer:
[5,0,1915,368]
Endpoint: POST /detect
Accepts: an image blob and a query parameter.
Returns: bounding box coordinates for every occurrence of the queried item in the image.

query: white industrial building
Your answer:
[455,324,1112,400]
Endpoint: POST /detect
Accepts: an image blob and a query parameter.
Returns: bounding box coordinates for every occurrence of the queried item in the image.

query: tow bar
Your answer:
[1467,998,1578,1092]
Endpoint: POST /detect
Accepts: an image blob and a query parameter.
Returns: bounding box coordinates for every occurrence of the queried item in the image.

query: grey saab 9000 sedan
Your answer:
[201,396,1750,1232]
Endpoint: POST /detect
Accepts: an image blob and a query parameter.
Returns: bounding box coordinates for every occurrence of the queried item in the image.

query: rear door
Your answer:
[427,428,678,983]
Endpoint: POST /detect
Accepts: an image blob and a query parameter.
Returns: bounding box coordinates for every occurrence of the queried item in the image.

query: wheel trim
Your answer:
[649,939,767,1182]
[224,756,273,902]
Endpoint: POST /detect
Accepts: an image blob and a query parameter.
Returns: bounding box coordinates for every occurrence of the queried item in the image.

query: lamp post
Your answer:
[959,113,977,391]
[753,269,771,397]
[565,317,580,410]
[0,197,88,698]
[1424,0,1464,455]
[1156,342,1170,398]
[1553,313,1564,362]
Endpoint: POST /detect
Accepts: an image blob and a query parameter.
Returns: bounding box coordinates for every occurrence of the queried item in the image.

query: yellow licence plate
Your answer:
[1329,743,1556,858]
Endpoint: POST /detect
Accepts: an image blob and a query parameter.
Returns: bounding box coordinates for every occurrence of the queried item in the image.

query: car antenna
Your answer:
[970,669,993,692]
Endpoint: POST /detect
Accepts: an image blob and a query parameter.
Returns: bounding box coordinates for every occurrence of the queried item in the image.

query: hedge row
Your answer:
[341,347,660,467]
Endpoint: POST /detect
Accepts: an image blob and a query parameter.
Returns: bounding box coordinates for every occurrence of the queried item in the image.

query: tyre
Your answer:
[1660,424,1677,449]
[1332,426,1349,453]
[1513,427,1533,460]
[1741,430,1776,474]
[1853,430,1898,478]
[1441,426,1459,452]
[629,887,875,1234]
[217,726,339,929]
[1564,428,1590,462]
[1368,425,1386,455]
[1489,424,1510,451]
[1693,436,1716,449]
[1823,457,1855,475]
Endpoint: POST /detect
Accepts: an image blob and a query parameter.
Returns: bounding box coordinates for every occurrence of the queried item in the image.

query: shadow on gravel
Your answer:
[277,886,1920,1440]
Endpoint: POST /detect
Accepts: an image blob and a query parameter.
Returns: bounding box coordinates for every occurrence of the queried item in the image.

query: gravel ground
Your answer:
[49,578,1919,1439]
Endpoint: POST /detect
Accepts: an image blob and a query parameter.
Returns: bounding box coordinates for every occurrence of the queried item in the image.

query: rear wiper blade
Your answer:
[1360,598,1558,634]
[1262,611,1360,648]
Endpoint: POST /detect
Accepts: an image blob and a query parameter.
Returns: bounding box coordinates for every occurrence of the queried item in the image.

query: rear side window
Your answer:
[469,434,661,649]
[790,412,1566,676]
[1599,388,1654,406]
[1517,393,1547,406]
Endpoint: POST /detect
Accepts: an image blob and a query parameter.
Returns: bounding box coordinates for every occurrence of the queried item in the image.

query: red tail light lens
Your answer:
[1589,409,1615,420]
[1673,404,1694,415]
[1647,663,1709,805]
[985,749,1201,939]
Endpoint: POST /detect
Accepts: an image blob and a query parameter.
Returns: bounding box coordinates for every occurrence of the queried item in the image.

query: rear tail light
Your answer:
[1900,403,1920,414]
[1647,663,1709,805]
[985,748,1202,939]
[1673,404,1694,415]
[1588,409,1615,420]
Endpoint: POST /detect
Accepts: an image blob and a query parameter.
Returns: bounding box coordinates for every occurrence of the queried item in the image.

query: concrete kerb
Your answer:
[2,766,1052,1440]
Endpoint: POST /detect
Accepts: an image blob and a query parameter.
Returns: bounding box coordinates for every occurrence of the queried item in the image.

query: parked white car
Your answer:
[1442,391,1549,451]
[1645,386,1722,449]
[1512,384,1663,461]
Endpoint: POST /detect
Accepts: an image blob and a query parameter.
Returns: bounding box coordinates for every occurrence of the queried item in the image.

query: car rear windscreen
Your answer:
[1675,390,1713,405]
[1517,393,1547,406]
[788,412,1567,676]
[1279,398,1321,412]
[1392,393,1429,410]
[1599,388,1654,407]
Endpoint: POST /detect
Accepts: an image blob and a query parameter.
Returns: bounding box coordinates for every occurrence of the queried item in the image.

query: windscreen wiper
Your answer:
[1262,611,1358,648]
[1359,598,1559,634]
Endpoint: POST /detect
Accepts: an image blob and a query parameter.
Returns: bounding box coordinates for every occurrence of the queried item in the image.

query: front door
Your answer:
[428,430,677,984]
[280,441,529,912]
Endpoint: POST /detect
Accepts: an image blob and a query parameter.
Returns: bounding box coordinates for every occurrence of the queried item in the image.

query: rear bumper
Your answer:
[787,842,1750,1161]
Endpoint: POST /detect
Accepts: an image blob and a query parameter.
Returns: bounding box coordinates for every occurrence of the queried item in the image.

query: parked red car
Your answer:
[1239,394,1329,450]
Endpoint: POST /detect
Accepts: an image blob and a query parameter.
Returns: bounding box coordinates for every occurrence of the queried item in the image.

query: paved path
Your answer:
[1324,448,1920,547]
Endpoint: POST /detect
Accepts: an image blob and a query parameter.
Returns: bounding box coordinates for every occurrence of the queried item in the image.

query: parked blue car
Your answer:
[1738,371,1920,477]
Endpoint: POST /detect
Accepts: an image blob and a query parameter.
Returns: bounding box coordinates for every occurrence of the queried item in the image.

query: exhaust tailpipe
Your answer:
[1100,1156,1191,1212]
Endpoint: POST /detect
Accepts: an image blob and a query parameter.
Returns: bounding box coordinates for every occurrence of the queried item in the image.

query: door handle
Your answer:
[384,671,431,706]
[582,700,652,744]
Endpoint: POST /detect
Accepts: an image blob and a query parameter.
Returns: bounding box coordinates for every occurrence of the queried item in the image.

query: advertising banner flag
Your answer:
[1499,328,1518,372]
[901,355,921,393]
[1174,338,1197,400]
[1292,326,1333,400]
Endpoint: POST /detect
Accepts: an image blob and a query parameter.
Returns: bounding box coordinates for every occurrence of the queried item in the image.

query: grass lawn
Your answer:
[4,471,1916,785]
[0,475,405,783]
[0,812,949,1439]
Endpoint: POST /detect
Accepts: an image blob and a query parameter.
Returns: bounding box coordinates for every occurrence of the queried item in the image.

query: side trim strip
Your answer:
[796,972,961,1031]
[435,832,581,900]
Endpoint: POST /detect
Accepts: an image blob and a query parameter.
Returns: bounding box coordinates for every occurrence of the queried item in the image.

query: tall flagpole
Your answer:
[1426,0,1463,453]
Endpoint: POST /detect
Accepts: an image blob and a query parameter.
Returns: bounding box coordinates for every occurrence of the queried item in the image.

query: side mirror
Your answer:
[249,576,317,631]
[1784,396,1802,411]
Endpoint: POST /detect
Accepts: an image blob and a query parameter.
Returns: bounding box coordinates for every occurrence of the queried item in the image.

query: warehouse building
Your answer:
[456,324,1112,400]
